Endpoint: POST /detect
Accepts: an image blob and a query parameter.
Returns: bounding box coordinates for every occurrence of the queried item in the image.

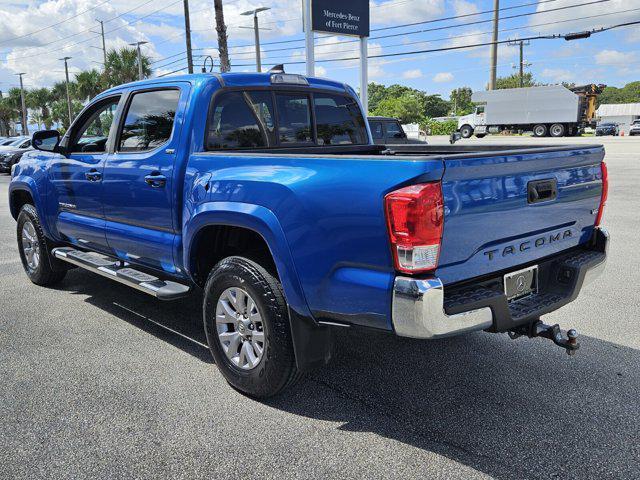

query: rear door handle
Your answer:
[85,169,102,182]
[144,173,167,188]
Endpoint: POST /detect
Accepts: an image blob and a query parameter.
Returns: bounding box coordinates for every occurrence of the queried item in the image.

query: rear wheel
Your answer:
[533,124,547,137]
[459,125,473,138]
[203,256,300,398]
[17,204,66,286]
[549,123,565,137]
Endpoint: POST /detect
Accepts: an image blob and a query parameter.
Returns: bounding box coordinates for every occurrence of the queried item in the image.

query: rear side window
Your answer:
[370,121,384,139]
[118,89,180,152]
[314,94,367,145]
[275,93,312,144]
[207,92,267,149]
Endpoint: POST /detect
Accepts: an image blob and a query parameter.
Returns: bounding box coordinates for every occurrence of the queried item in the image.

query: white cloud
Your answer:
[540,68,574,82]
[594,49,637,66]
[451,0,480,17]
[433,72,454,82]
[402,69,423,79]
[370,0,445,26]
[528,0,640,33]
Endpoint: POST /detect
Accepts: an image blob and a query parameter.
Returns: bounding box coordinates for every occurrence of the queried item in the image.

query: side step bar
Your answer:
[52,247,191,300]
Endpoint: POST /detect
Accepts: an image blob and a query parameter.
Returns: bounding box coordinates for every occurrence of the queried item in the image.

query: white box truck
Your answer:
[457,84,603,138]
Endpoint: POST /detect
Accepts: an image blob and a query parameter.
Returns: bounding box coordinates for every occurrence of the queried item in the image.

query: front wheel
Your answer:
[17,204,67,286]
[459,125,473,138]
[203,256,300,398]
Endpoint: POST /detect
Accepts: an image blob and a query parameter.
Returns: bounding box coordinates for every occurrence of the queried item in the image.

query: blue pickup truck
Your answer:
[9,72,608,397]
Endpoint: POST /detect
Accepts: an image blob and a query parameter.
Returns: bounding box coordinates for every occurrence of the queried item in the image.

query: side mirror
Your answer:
[393,132,406,138]
[32,130,61,153]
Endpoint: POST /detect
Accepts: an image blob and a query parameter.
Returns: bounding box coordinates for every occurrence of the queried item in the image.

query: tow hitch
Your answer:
[508,321,580,356]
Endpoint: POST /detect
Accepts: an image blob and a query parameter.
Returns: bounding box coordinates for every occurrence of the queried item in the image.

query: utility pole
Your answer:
[15,73,28,135]
[96,19,107,69]
[129,41,148,80]
[240,7,270,72]
[183,0,194,73]
[489,0,499,90]
[59,57,73,127]
[214,0,231,72]
[508,39,531,87]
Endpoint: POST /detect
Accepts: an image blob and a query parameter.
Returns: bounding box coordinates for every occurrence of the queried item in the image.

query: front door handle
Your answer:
[144,173,167,188]
[85,169,102,182]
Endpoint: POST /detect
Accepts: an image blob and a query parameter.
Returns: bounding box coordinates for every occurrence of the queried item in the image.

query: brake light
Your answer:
[385,182,444,273]
[595,161,608,226]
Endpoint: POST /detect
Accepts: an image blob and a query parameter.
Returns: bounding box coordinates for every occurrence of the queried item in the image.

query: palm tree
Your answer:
[105,47,152,87]
[0,98,16,136]
[75,69,104,102]
[26,88,53,129]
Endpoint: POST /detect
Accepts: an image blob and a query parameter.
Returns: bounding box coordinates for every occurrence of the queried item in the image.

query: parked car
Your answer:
[10,72,608,398]
[629,120,640,136]
[0,136,31,150]
[0,137,22,147]
[368,116,425,144]
[595,123,619,136]
[0,145,33,173]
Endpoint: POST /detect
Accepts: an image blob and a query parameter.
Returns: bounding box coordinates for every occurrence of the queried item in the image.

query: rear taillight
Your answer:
[595,161,608,226]
[385,182,444,274]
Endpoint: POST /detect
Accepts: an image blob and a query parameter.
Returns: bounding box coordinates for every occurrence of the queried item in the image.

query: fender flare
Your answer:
[184,202,334,371]
[8,178,54,238]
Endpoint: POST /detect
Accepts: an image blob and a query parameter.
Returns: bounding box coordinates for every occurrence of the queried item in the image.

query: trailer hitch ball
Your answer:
[508,321,580,355]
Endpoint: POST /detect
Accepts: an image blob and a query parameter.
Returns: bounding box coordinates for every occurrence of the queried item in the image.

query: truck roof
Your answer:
[99,72,351,97]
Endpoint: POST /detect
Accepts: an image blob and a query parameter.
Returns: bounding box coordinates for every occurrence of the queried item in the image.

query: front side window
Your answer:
[118,89,180,152]
[314,94,367,145]
[70,97,120,153]
[275,93,312,144]
[207,92,266,149]
[385,121,402,137]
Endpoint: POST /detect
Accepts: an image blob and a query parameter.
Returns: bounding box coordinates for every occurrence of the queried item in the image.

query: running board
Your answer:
[52,247,191,300]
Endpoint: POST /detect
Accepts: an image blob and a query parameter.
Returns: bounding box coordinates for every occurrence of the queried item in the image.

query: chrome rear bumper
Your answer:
[392,228,609,339]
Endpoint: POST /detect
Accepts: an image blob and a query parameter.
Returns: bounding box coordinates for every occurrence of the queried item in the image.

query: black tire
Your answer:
[459,125,473,138]
[533,124,547,137]
[549,123,565,137]
[16,204,67,286]
[203,256,300,398]
[475,133,486,138]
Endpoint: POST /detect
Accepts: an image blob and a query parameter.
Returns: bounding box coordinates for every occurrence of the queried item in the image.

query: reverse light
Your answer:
[385,182,444,273]
[595,161,608,227]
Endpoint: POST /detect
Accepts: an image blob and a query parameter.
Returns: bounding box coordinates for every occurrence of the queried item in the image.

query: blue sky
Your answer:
[0,0,638,99]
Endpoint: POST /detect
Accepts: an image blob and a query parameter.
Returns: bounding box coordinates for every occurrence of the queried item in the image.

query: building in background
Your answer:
[596,103,640,134]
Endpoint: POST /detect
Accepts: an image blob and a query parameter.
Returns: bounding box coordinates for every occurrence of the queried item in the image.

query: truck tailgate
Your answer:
[437,145,605,285]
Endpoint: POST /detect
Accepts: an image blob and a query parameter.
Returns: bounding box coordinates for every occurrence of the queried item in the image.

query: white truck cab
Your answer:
[457,105,486,138]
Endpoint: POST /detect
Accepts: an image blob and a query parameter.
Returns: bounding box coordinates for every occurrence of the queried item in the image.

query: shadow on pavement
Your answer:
[59,268,639,479]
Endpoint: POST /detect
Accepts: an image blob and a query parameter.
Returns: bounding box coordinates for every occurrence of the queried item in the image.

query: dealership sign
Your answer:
[311,0,370,37]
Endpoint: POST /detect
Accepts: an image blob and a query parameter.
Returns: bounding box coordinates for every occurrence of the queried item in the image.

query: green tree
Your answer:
[105,47,152,86]
[450,87,474,115]
[75,69,105,102]
[598,81,640,105]
[50,98,83,130]
[26,88,53,129]
[372,93,424,123]
[423,94,451,117]
[0,98,17,136]
[495,72,537,89]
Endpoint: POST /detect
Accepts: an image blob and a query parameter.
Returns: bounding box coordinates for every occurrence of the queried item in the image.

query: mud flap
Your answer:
[288,307,334,372]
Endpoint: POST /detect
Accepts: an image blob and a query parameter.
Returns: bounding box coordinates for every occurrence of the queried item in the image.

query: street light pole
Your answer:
[240,7,270,73]
[15,73,28,135]
[59,57,73,127]
[129,41,148,80]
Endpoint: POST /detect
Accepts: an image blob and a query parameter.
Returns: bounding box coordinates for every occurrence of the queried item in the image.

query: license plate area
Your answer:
[504,265,538,301]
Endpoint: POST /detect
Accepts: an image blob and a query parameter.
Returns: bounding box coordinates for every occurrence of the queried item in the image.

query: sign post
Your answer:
[306,0,370,112]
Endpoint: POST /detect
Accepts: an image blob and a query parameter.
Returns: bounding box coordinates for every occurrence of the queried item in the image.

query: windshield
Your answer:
[1,138,16,146]
[8,137,26,146]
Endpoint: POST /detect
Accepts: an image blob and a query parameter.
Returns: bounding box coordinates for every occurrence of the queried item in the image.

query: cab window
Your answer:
[69,96,120,153]
[207,91,267,149]
[275,93,312,144]
[370,121,384,140]
[313,93,367,145]
[118,89,180,152]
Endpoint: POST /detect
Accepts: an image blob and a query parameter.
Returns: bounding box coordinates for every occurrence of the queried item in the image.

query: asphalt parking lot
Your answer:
[1,136,639,479]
